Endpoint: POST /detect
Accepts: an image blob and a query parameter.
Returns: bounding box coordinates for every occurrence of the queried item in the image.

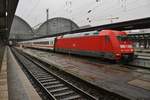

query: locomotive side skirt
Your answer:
[55,48,115,59]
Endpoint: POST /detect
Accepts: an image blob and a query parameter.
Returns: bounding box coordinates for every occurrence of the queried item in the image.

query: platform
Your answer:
[135,52,150,59]
[0,47,8,100]
[7,47,41,100]
[18,48,150,100]
[129,52,150,68]
[135,49,150,53]
[129,58,150,69]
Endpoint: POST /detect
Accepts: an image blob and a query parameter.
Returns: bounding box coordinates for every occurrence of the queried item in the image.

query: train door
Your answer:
[104,35,113,58]
[54,37,58,52]
[104,35,110,50]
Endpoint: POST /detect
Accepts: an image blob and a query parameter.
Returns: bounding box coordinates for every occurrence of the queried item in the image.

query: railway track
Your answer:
[30,48,150,71]
[11,48,97,100]
[12,47,131,100]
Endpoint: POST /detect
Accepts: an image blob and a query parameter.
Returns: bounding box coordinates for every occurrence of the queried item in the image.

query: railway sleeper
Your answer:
[42,81,60,86]
[49,87,69,93]
[40,79,57,83]
[35,75,53,79]
[59,94,81,100]
[32,73,49,76]
[32,71,46,74]
[45,84,65,90]
[56,93,81,100]
[53,90,74,97]
[38,77,56,81]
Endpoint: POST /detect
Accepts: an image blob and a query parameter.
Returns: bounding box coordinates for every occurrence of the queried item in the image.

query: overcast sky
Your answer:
[15,0,150,27]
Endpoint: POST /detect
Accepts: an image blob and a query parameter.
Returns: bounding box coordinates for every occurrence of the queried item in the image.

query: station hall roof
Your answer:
[0,0,19,39]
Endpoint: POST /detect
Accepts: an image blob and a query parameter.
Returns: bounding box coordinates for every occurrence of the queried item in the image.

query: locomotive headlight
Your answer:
[120,45,125,48]
[128,45,133,48]
[130,49,134,52]
[116,53,120,56]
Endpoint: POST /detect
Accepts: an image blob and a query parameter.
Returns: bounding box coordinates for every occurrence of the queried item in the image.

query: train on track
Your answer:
[18,30,134,62]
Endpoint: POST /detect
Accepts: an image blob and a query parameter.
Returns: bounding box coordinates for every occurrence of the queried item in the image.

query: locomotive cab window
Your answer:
[117,35,128,41]
[93,31,99,35]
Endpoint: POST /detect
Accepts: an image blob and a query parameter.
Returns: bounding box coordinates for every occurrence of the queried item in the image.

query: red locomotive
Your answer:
[19,30,134,62]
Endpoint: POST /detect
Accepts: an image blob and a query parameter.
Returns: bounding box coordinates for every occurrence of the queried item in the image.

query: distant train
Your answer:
[18,30,134,62]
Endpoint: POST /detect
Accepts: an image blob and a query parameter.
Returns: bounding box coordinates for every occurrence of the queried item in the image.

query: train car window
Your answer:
[85,33,89,35]
[33,42,38,44]
[33,41,49,44]
[105,36,110,43]
[50,41,53,45]
[42,41,49,44]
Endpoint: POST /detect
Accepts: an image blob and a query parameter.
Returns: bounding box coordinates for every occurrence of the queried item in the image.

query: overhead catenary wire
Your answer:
[93,0,150,22]
[72,0,147,25]
[18,0,150,28]
[52,0,148,26]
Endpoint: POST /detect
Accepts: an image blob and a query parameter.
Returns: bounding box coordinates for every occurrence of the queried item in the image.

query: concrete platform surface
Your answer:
[135,49,150,53]
[19,48,150,100]
[135,52,150,58]
[129,58,150,68]
[0,47,8,100]
[130,52,150,68]
[7,47,41,100]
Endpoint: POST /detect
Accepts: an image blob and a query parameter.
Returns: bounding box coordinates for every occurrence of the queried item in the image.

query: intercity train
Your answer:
[18,30,134,61]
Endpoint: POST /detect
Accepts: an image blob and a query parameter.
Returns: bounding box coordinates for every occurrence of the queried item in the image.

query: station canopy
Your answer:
[0,0,19,40]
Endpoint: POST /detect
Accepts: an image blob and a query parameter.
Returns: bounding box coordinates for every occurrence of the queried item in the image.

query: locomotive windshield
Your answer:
[117,35,128,41]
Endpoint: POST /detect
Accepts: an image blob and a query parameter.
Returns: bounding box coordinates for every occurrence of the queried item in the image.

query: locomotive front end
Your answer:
[117,35,135,62]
